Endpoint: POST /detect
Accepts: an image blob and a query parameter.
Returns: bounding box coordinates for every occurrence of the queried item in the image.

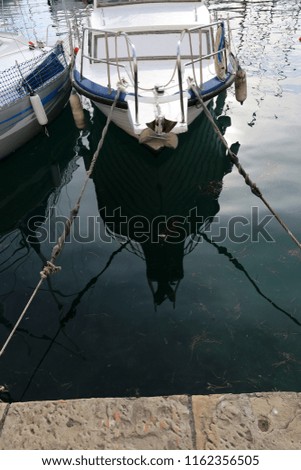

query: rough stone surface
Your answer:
[1,392,301,450]
[192,392,301,450]
[0,403,9,429]
[0,395,192,450]
[0,403,8,421]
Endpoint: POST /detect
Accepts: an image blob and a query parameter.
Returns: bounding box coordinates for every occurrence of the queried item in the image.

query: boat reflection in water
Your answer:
[0,107,79,271]
[88,92,236,308]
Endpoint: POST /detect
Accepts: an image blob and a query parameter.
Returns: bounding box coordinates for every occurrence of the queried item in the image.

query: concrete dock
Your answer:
[0,392,300,449]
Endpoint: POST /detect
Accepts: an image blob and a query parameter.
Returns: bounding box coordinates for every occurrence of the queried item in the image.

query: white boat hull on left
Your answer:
[0,31,72,160]
[0,68,71,160]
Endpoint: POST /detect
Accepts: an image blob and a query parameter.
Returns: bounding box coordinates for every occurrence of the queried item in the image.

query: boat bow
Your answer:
[72,1,240,149]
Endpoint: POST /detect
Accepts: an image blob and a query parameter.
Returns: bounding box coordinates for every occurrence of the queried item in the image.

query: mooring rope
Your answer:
[0,88,121,358]
[189,80,301,251]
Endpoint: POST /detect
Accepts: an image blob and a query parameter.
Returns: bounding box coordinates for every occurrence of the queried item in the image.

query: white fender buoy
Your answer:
[29,93,48,125]
[69,89,86,129]
[235,66,247,105]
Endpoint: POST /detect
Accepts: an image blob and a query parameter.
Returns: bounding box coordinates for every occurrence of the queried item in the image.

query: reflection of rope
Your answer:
[0,88,121,358]
[201,232,301,327]
[18,240,130,402]
[189,79,301,251]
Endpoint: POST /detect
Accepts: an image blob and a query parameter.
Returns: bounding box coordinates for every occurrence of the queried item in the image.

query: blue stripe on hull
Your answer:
[73,68,234,106]
[0,71,71,160]
[0,73,70,130]
[73,70,127,103]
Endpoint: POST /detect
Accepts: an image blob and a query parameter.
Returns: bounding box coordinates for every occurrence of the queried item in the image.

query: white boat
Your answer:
[72,0,244,150]
[0,29,71,160]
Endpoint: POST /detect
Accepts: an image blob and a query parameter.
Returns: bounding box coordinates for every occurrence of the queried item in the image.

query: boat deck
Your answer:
[73,0,234,142]
[78,3,218,97]
[80,57,216,96]
[0,32,46,72]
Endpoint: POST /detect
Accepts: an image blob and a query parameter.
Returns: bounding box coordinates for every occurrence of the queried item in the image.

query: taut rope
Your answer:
[0,88,121,358]
[189,79,301,251]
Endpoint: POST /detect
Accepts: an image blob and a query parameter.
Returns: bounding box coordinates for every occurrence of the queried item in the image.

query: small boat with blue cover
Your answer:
[72,0,244,150]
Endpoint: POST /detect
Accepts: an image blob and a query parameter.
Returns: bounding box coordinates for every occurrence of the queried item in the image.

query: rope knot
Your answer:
[40,261,61,279]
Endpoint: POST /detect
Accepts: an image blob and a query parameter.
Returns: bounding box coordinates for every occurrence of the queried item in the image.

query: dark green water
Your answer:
[0,0,301,402]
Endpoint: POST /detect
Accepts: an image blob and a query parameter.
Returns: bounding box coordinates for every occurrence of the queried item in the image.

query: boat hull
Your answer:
[0,67,71,160]
[72,70,235,148]
[91,97,204,138]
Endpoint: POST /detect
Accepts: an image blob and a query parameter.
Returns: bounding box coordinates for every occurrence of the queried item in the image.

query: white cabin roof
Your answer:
[89,2,210,32]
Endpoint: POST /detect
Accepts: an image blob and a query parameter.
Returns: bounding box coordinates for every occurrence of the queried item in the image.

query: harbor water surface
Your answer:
[0,0,301,402]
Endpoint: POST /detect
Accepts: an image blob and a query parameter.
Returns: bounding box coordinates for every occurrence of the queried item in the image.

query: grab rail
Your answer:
[79,20,228,127]
[81,27,139,124]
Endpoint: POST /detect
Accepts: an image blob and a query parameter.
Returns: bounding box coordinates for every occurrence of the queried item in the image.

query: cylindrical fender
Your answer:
[30,93,48,126]
[69,89,86,129]
[235,67,247,105]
